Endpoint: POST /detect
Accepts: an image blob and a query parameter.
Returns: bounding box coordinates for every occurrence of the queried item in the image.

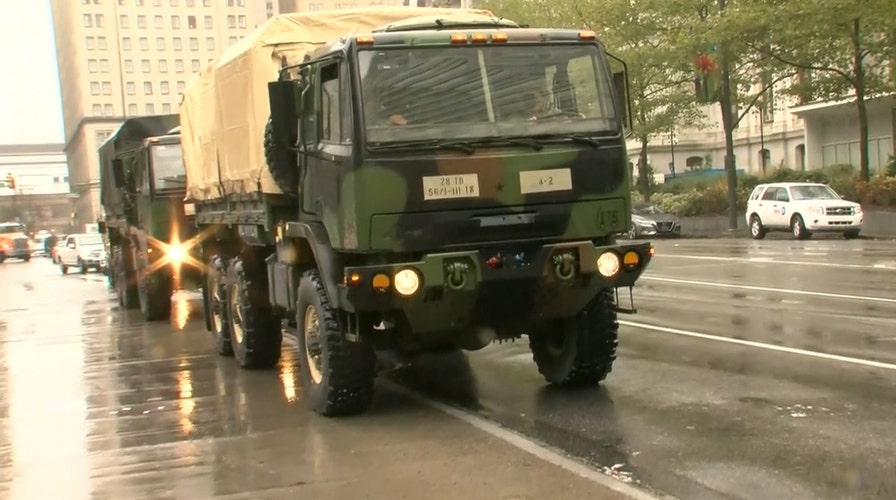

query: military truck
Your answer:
[97,115,201,321]
[180,7,653,417]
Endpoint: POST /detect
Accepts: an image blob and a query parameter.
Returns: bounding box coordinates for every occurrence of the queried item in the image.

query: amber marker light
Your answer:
[371,273,390,293]
[491,32,508,42]
[355,35,374,45]
[623,250,640,270]
[450,33,468,44]
[578,30,596,40]
[471,33,487,43]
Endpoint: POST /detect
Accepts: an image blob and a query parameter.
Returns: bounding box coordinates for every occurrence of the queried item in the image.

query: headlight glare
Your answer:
[393,268,421,296]
[596,251,620,277]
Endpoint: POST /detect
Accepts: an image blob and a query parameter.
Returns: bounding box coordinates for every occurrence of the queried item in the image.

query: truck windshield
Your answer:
[0,224,25,234]
[357,44,617,144]
[149,143,186,191]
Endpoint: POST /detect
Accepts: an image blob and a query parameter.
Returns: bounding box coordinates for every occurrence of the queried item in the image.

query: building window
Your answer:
[173,37,183,50]
[226,0,234,5]
[159,60,168,72]
[203,0,210,6]
[88,59,98,73]
[154,15,164,29]
[124,59,134,72]
[97,37,108,50]
[238,15,246,28]
[100,59,110,72]
[156,37,165,50]
[146,103,155,115]
[204,16,213,29]
[161,81,170,95]
[187,15,196,29]
[96,131,111,145]
[174,59,184,73]
[227,15,235,28]
[128,103,138,115]
[206,37,215,50]
[144,82,153,95]
[228,36,237,46]
[95,14,104,27]
[142,59,151,72]
[237,0,245,5]
[171,15,180,29]
[162,103,172,113]
[186,0,194,6]
[92,104,102,115]
[85,36,96,50]
[177,81,185,93]
[191,59,200,72]
[102,82,112,95]
[153,0,162,8]
[126,81,136,95]
[136,0,144,5]
[137,15,146,29]
[190,37,199,50]
[122,37,132,50]
[103,104,114,116]
[120,14,129,28]
[170,0,179,6]
[90,82,101,95]
[139,37,149,50]
[83,14,92,27]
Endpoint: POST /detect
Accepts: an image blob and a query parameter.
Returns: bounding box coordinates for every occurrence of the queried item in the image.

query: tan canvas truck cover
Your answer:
[179,6,496,202]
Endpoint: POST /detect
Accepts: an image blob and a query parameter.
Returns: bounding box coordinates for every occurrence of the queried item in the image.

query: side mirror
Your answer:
[111,159,126,189]
[97,221,106,234]
[267,80,300,149]
[613,70,632,130]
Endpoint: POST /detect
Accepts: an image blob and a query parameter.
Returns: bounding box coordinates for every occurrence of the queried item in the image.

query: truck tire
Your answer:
[115,246,139,310]
[226,256,282,369]
[138,269,172,321]
[205,254,233,356]
[264,117,298,195]
[296,269,376,417]
[528,288,618,387]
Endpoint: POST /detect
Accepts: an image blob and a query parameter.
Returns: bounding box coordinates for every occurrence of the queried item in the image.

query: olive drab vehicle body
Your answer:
[97,115,201,321]
[180,7,653,418]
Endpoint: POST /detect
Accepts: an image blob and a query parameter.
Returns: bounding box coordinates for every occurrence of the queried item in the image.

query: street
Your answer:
[2,237,895,499]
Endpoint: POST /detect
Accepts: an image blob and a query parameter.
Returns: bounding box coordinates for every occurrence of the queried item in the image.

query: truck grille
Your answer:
[12,237,28,250]
[825,206,855,216]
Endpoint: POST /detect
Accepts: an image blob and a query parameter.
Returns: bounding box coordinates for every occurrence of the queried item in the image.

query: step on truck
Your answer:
[180,6,654,417]
[97,115,202,321]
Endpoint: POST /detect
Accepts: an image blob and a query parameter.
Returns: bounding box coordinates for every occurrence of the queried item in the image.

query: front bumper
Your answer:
[2,248,31,258]
[803,213,863,231]
[634,221,681,237]
[338,240,653,335]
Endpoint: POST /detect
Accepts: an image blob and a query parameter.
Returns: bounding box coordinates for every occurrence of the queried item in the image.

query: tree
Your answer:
[474,0,707,201]
[672,0,790,229]
[735,0,896,181]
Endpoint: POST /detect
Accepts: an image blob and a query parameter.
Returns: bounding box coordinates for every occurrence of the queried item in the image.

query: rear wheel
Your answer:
[226,255,281,369]
[296,269,376,417]
[529,288,619,387]
[205,254,233,356]
[750,215,767,240]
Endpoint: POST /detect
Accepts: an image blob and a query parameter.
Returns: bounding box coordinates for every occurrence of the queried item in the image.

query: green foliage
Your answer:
[649,164,896,216]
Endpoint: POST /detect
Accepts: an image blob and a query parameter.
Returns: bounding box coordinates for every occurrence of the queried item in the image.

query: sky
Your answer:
[0,0,65,146]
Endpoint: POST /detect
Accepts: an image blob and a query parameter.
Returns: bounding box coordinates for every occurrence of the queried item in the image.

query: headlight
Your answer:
[596,251,620,278]
[393,268,421,296]
[166,244,186,263]
[808,206,824,215]
[855,205,862,213]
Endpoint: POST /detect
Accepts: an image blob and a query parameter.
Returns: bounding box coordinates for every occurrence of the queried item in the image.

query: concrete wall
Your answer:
[678,210,896,239]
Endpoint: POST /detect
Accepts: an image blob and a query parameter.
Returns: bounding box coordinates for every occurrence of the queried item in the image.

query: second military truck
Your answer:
[180,7,654,417]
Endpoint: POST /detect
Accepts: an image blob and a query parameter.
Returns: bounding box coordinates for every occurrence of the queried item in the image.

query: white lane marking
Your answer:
[641,275,896,304]
[283,334,663,499]
[619,320,896,372]
[386,382,665,500]
[657,253,896,271]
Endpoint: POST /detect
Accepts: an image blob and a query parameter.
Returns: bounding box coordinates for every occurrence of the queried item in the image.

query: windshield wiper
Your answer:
[367,139,475,155]
[468,137,544,151]
[159,175,187,184]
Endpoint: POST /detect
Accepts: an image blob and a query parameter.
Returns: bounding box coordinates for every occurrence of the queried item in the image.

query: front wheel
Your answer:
[791,214,811,240]
[296,269,376,417]
[843,229,860,240]
[528,288,619,387]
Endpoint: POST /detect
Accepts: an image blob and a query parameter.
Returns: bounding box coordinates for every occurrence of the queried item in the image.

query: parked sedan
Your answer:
[628,202,681,239]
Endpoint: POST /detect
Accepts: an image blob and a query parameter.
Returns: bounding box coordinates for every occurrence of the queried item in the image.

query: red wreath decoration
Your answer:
[695,53,718,73]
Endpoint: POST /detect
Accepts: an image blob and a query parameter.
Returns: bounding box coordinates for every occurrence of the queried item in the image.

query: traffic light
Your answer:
[5,173,14,191]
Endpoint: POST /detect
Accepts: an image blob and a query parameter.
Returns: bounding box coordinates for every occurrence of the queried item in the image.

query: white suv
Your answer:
[745,182,863,240]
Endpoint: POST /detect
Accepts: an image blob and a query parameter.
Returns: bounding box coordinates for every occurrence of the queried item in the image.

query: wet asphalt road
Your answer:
[2,237,896,499]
